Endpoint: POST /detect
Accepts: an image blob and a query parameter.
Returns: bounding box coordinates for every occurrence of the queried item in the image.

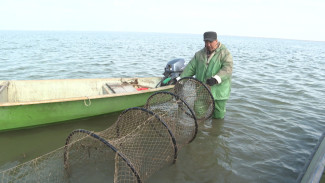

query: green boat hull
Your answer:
[0,78,173,132]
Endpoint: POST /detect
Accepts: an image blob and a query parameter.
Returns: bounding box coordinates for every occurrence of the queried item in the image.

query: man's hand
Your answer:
[172,77,181,84]
[206,77,218,86]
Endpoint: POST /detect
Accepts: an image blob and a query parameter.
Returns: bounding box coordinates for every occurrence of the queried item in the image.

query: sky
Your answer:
[0,0,324,41]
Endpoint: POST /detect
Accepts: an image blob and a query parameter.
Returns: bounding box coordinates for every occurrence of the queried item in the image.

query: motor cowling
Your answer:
[161,58,186,86]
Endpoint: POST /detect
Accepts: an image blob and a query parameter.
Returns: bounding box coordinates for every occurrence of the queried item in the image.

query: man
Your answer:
[179,31,233,119]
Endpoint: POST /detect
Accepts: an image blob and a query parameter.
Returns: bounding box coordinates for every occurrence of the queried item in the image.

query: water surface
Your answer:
[0,31,325,182]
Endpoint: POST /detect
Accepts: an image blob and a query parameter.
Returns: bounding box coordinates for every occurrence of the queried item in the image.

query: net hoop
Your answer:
[64,129,142,183]
[116,107,179,163]
[174,77,215,120]
[145,91,198,143]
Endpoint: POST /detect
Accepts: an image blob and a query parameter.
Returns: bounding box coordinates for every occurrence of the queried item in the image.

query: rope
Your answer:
[83,96,91,107]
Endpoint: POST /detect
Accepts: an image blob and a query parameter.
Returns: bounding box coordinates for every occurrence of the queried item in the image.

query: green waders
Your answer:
[213,100,227,119]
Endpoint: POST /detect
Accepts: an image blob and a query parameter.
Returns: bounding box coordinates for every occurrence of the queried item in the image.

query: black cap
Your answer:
[203,31,217,41]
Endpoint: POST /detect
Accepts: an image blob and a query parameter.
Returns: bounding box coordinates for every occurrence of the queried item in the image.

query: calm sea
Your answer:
[0,31,325,183]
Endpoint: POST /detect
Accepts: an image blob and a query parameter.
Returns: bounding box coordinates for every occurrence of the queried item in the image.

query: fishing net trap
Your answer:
[0,77,214,183]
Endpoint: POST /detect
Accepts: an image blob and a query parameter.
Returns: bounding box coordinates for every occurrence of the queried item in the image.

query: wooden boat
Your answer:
[297,132,325,183]
[0,77,173,132]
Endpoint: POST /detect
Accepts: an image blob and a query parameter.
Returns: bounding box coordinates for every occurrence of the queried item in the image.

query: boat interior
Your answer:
[0,78,162,103]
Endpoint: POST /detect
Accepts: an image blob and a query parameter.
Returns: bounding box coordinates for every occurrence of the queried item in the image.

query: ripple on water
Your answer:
[1,32,325,183]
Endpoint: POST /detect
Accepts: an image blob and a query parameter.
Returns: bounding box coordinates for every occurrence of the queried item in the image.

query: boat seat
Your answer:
[103,83,138,94]
[0,81,9,103]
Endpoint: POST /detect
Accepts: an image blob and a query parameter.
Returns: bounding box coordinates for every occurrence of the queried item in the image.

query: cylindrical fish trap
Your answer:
[144,91,197,145]
[64,107,178,183]
[174,77,215,120]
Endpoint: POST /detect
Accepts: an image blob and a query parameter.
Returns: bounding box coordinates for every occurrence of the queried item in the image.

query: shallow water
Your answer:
[0,31,325,182]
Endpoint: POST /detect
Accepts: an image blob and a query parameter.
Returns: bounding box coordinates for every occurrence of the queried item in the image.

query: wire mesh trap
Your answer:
[144,91,197,146]
[64,108,177,183]
[0,77,214,183]
[174,77,215,120]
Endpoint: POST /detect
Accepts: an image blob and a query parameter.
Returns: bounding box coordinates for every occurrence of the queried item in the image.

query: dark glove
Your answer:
[206,77,218,86]
[171,78,178,84]
[171,76,181,85]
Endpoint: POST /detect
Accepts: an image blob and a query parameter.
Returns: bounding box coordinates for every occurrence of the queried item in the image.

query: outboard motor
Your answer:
[160,58,186,86]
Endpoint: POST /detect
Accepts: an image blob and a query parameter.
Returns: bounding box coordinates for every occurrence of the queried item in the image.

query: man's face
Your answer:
[205,40,218,52]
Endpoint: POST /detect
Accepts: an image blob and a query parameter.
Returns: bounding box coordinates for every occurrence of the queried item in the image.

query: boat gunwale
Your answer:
[0,85,174,107]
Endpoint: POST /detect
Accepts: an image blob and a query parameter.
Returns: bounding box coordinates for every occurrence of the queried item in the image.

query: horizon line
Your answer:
[1,29,324,42]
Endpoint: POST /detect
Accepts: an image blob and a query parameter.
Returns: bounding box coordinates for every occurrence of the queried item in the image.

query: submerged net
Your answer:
[0,77,214,183]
